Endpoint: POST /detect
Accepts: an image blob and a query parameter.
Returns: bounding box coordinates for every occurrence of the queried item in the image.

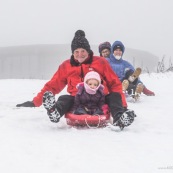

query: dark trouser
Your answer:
[105,92,126,121]
[127,83,137,95]
[55,95,75,117]
[123,69,139,95]
[56,93,125,122]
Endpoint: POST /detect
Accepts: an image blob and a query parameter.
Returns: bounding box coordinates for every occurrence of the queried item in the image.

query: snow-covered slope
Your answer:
[0,73,173,173]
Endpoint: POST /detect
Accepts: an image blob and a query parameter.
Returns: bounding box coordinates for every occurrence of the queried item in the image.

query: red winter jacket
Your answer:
[33,55,127,107]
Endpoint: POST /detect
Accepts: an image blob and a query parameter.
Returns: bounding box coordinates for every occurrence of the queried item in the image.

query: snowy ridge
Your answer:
[0,73,173,173]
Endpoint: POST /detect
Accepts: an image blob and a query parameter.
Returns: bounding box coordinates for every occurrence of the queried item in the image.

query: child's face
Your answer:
[86,79,99,89]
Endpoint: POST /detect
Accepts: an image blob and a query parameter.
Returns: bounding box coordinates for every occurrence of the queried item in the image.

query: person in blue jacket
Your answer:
[106,40,155,97]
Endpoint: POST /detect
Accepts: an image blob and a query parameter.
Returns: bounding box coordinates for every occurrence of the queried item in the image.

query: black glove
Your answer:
[16,101,35,107]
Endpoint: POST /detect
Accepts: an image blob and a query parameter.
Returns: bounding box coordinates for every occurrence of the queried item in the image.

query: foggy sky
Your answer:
[0,0,173,58]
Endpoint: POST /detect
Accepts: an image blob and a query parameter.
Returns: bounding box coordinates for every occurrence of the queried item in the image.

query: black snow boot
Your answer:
[43,91,60,123]
[113,110,136,130]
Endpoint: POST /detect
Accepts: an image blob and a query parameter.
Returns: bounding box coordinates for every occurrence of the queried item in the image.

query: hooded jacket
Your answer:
[107,55,135,82]
[107,40,135,82]
[71,83,105,114]
[33,54,127,108]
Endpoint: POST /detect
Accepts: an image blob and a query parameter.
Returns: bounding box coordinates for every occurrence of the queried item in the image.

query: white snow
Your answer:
[0,73,173,173]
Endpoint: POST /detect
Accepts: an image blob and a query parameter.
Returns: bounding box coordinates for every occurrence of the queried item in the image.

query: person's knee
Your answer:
[58,95,74,103]
[56,95,74,115]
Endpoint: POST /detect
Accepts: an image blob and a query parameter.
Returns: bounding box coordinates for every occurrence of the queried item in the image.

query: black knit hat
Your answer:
[71,30,91,53]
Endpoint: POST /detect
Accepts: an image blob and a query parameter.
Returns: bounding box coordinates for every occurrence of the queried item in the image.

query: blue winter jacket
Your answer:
[108,40,142,84]
[107,55,134,82]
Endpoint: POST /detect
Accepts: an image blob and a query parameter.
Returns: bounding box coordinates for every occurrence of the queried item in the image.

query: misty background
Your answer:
[0,44,158,79]
[0,0,172,79]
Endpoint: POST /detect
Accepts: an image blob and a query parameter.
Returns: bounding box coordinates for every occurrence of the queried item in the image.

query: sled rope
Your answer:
[85,114,101,129]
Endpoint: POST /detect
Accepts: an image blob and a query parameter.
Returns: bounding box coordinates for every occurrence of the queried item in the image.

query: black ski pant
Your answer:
[56,92,126,121]
[55,95,75,117]
[105,92,126,121]
[122,69,139,95]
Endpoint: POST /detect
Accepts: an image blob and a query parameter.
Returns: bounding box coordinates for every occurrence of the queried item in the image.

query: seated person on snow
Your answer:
[105,40,155,97]
[71,71,105,115]
[16,30,136,129]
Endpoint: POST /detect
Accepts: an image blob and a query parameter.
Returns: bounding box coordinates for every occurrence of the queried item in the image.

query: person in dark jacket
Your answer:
[72,71,105,115]
[16,30,136,129]
[98,41,111,58]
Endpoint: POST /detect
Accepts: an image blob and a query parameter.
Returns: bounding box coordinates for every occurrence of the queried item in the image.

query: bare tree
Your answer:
[157,56,165,73]
[166,57,173,72]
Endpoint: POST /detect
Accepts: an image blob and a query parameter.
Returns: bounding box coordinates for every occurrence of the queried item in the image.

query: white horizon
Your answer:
[0,0,173,58]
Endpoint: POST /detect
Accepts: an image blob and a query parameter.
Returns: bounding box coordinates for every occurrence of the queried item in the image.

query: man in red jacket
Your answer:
[16,30,136,129]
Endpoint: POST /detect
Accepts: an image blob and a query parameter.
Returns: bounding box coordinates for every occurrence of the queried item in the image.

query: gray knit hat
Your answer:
[98,41,111,54]
[71,30,91,53]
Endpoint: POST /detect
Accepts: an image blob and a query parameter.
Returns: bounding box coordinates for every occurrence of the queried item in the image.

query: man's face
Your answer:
[113,48,123,56]
[101,48,110,58]
[73,48,89,63]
